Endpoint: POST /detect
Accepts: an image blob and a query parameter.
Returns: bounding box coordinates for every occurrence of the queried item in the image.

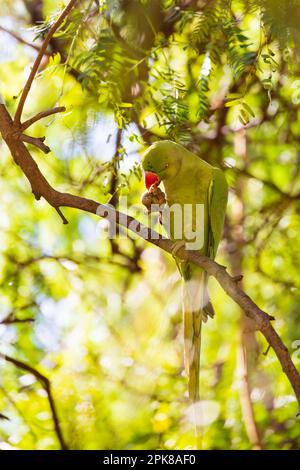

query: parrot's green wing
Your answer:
[208,167,228,259]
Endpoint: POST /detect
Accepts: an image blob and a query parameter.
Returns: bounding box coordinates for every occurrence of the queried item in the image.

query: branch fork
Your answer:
[11,106,66,154]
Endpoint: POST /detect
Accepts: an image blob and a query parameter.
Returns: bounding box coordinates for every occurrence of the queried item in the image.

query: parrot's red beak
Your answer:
[144,171,160,190]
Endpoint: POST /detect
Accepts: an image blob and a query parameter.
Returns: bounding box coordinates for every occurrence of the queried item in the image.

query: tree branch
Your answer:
[21,107,66,131]
[0,316,34,325]
[20,134,51,153]
[0,302,36,325]
[0,24,49,54]
[235,167,300,201]
[14,0,78,125]
[0,352,68,450]
[0,102,300,411]
[232,129,263,449]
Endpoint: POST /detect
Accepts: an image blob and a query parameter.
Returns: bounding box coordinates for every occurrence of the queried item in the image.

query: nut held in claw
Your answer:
[142,184,166,213]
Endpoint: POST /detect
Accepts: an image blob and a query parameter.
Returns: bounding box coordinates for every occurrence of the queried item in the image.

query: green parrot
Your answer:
[142,140,228,403]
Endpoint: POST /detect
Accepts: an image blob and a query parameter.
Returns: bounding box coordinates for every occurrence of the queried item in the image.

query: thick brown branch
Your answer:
[0,102,300,411]
[14,0,78,125]
[21,107,66,131]
[0,352,67,450]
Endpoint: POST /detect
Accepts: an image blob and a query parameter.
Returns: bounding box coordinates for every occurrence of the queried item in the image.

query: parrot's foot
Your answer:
[171,240,186,260]
[202,301,215,322]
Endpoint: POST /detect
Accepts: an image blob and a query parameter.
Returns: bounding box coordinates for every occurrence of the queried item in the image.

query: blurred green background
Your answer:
[0,0,300,450]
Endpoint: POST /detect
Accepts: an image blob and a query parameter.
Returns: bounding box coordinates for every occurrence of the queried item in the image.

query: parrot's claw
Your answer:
[171,240,186,260]
[204,301,215,319]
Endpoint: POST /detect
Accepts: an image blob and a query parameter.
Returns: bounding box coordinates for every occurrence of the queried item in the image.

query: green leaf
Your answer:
[242,102,255,117]
[226,93,243,100]
[239,108,250,124]
[119,103,133,108]
[225,99,241,107]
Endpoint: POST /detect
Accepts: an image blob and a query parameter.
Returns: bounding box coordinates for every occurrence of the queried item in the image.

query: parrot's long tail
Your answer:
[182,271,206,402]
[182,269,209,448]
[182,267,214,448]
[183,269,214,400]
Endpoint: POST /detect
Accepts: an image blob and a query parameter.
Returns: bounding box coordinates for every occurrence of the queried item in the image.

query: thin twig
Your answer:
[21,107,66,131]
[0,302,36,325]
[235,167,300,201]
[263,344,271,356]
[55,207,69,225]
[0,317,34,325]
[0,25,48,54]
[21,134,51,153]
[0,353,68,450]
[14,0,78,125]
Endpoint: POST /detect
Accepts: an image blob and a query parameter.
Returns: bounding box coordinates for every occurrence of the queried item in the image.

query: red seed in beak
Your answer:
[145,171,160,190]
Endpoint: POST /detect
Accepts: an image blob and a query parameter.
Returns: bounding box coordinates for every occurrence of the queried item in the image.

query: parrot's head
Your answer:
[142,140,183,190]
